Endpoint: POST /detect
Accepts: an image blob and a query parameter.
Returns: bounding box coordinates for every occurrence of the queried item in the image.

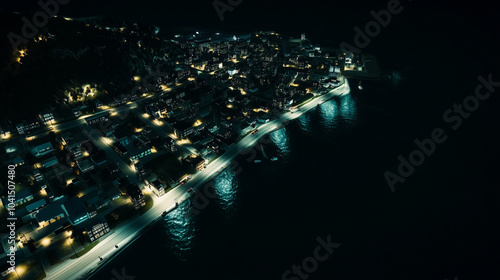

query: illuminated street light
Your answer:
[153,119,163,126]
[41,238,51,247]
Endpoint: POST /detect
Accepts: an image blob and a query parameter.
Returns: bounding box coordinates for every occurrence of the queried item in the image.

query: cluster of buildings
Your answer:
[0,28,356,277]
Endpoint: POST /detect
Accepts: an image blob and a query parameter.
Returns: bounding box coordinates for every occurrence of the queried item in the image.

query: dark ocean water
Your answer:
[90,75,499,280]
[3,1,498,279]
[87,1,499,280]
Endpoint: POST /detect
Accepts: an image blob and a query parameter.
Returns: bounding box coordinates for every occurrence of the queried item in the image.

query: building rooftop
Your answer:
[62,197,88,225]
[25,199,47,213]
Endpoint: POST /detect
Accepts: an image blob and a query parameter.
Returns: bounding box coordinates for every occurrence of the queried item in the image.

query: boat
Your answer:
[254,160,261,163]
[271,157,278,161]
[358,81,363,90]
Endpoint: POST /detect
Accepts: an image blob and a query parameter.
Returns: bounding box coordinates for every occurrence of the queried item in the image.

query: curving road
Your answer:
[45,80,350,280]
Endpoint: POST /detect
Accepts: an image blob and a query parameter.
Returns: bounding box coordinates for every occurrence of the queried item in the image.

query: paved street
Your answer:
[44,81,350,280]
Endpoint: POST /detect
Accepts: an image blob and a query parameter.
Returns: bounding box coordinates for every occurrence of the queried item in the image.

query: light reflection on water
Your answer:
[162,200,196,261]
[269,127,290,159]
[214,168,238,211]
[339,94,358,123]
[319,98,338,128]
[297,113,312,135]
[318,94,358,129]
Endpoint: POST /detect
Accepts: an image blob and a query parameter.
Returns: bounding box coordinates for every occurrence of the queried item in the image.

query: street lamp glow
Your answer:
[154,119,163,126]
[41,238,51,247]
[16,264,27,276]
[193,120,202,127]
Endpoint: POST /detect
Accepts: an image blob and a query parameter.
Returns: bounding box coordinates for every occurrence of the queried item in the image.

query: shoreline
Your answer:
[48,80,351,280]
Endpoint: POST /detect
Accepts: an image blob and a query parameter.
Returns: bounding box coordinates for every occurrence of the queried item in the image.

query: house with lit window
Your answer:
[127,185,145,210]
[35,202,66,228]
[2,189,33,209]
[11,156,24,167]
[127,141,152,162]
[32,142,54,157]
[185,155,205,171]
[39,111,55,125]
[62,197,90,225]
[148,180,166,197]
[80,215,110,242]
[16,118,41,134]
[41,156,58,168]
[77,159,94,173]
[173,121,195,139]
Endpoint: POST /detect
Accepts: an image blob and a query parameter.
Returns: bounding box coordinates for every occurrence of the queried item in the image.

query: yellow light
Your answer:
[66,230,72,237]
[16,264,27,275]
[133,76,141,82]
[154,120,163,126]
[160,85,169,91]
[227,104,233,108]
[41,238,51,247]
[1,132,11,139]
[177,139,191,145]
[151,147,157,153]
[40,189,47,196]
[143,113,150,118]
[102,137,112,145]
[193,120,202,127]
[169,133,178,140]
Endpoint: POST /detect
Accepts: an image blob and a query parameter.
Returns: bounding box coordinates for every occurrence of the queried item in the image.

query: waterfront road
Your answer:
[45,81,350,280]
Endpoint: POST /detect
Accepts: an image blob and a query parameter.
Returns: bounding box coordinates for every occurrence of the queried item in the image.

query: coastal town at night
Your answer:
[0,1,498,280]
